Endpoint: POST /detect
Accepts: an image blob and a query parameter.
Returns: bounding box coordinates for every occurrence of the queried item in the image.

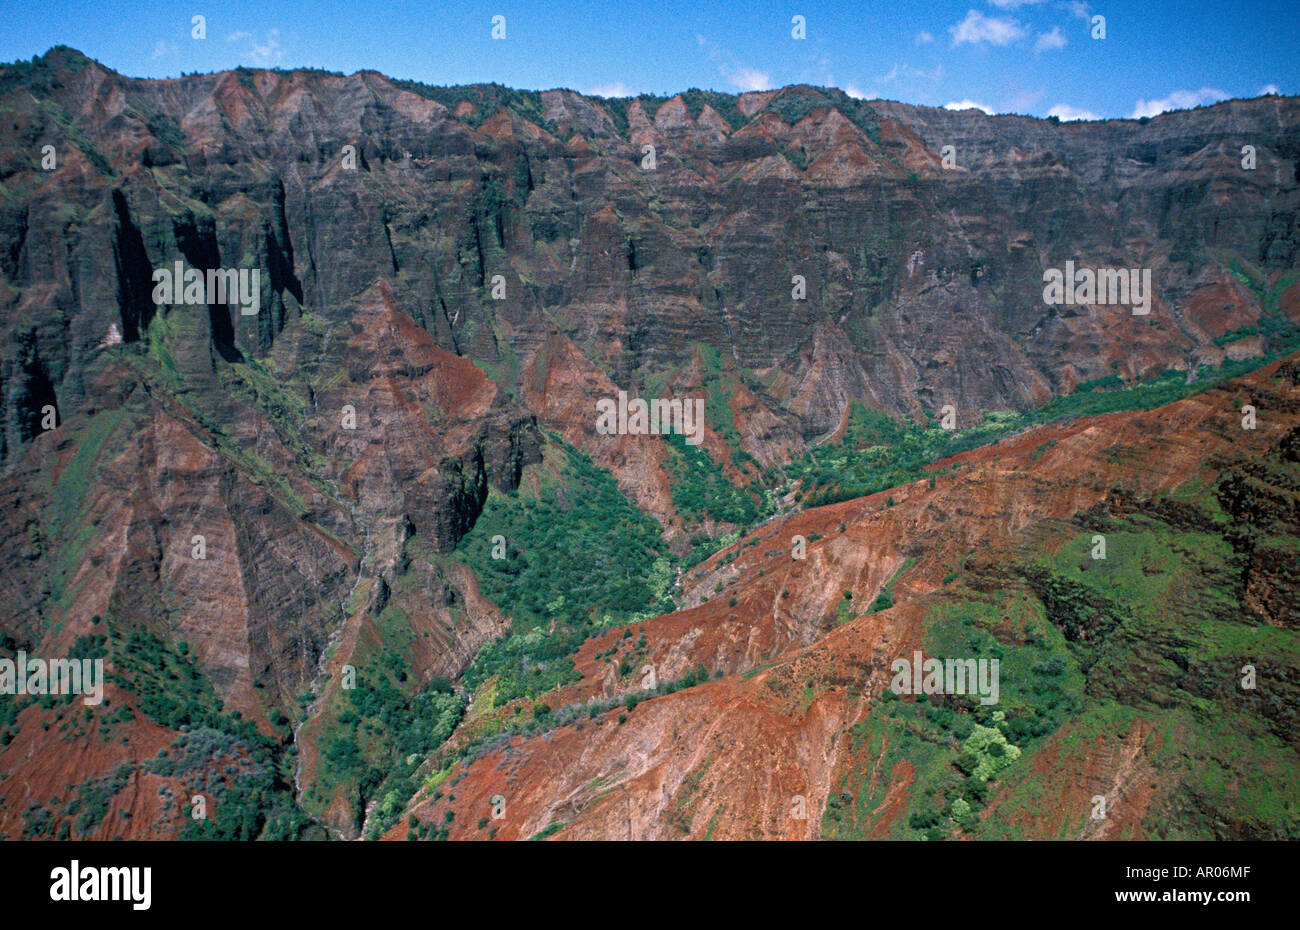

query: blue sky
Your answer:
[1,1,1294,119]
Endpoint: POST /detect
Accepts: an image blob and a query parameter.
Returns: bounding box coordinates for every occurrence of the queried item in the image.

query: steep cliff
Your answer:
[0,48,1296,839]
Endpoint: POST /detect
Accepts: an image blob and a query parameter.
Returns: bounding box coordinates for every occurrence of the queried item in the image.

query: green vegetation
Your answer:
[0,47,89,94]
[144,111,186,149]
[678,89,747,130]
[795,361,1286,508]
[457,442,671,705]
[453,662,717,766]
[762,86,884,144]
[3,618,315,840]
[1214,324,1261,346]
[825,458,1300,839]
[110,626,263,743]
[63,765,132,836]
[97,619,318,840]
[1225,259,1300,352]
[39,408,128,606]
[603,88,748,136]
[387,79,559,134]
[824,589,1080,840]
[529,820,568,840]
[148,727,319,841]
[0,689,26,746]
[765,88,834,126]
[314,653,465,840]
[3,49,1297,844]
[697,343,745,454]
[655,345,769,527]
[868,559,915,615]
[663,432,762,525]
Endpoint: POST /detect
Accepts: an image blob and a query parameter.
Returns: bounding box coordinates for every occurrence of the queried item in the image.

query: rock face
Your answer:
[0,48,1296,839]
[395,360,1300,841]
[4,50,1298,472]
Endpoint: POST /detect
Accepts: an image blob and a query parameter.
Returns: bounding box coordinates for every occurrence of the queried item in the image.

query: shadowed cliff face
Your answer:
[0,48,1296,840]
[3,49,1298,480]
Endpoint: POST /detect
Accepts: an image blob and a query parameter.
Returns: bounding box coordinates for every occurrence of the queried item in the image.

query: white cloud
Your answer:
[1047,103,1098,121]
[915,30,934,44]
[988,0,1048,7]
[1006,87,1046,111]
[944,99,996,115]
[877,62,943,85]
[695,34,773,93]
[951,10,1027,47]
[808,52,836,89]
[1061,1,1091,20]
[247,30,283,67]
[587,83,636,98]
[844,84,874,100]
[729,66,772,92]
[1033,27,1067,53]
[227,28,283,67]
[1130,87,1227,119]
[150,40,176,60]
[1259,84,1280,96]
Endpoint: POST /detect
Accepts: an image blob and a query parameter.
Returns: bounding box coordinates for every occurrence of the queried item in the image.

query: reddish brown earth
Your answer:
[0,50,1296,839]
[390,360,1300,840]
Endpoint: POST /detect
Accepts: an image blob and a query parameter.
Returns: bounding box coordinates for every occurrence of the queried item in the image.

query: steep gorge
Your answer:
[0,48,1296,839]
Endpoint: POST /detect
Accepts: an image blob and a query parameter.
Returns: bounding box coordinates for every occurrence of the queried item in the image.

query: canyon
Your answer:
[0,47,1296,839]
